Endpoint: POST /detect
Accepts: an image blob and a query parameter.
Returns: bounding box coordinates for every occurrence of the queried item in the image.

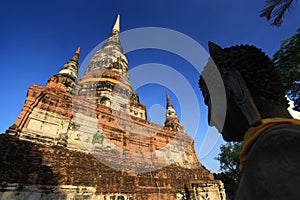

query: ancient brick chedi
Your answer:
[1,16,226,200]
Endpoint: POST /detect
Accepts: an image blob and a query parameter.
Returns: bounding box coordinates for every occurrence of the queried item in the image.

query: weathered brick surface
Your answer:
[0,134,220,199]
[0,134,59,185]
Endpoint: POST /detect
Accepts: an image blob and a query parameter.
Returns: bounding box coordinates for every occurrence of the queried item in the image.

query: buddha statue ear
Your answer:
[208,41,223,60]
[223,69,262,126]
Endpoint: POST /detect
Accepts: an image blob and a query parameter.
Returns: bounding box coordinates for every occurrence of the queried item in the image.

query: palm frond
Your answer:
[260,0,282,20]
[260,0,295,26]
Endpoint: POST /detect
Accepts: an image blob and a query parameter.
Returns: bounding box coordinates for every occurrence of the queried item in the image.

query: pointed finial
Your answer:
[75,46,81,55]
[166,91,172,108]
[70,46,80,63]
[112,15,120,32]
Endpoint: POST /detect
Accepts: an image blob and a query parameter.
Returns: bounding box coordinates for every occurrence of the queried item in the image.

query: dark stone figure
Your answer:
[199,42,300,200]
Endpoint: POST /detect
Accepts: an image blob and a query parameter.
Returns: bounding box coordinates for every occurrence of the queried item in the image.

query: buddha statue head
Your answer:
[199,42,290,141]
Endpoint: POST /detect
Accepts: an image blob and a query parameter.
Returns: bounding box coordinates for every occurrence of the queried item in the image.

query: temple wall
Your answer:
[0,183,225,200]
[0,134,225,200]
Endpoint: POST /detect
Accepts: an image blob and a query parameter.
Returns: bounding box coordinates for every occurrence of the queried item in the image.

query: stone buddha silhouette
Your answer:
[199,42,300,199]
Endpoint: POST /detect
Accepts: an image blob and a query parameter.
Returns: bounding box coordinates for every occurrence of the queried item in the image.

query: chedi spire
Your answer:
[166,91,174,110]
[57,46,80,81]
[101,14,122,51]
[85,15,129,84]
[165,91,182,131]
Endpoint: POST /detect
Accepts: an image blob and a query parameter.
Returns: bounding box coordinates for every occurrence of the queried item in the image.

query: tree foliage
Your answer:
[273,28,300,111]
[260,0,297,26]
[215,142,241,181]
[214,142,242,199]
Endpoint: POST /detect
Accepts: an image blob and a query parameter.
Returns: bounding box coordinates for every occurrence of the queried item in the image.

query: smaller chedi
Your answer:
[0,16,226,200]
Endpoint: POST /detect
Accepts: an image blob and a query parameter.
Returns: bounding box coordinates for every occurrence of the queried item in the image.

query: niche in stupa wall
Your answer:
[129,106,146,120]
[27,118,43,132]
[25,108,69,138]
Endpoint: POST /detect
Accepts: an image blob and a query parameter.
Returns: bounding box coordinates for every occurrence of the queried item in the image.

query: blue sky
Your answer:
[0,0,299,172]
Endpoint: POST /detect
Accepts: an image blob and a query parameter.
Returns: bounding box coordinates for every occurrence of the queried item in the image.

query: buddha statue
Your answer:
[199,42,300,199]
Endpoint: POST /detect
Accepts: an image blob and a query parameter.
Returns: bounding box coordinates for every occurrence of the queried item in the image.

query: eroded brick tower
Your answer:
[1,15,226,200]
